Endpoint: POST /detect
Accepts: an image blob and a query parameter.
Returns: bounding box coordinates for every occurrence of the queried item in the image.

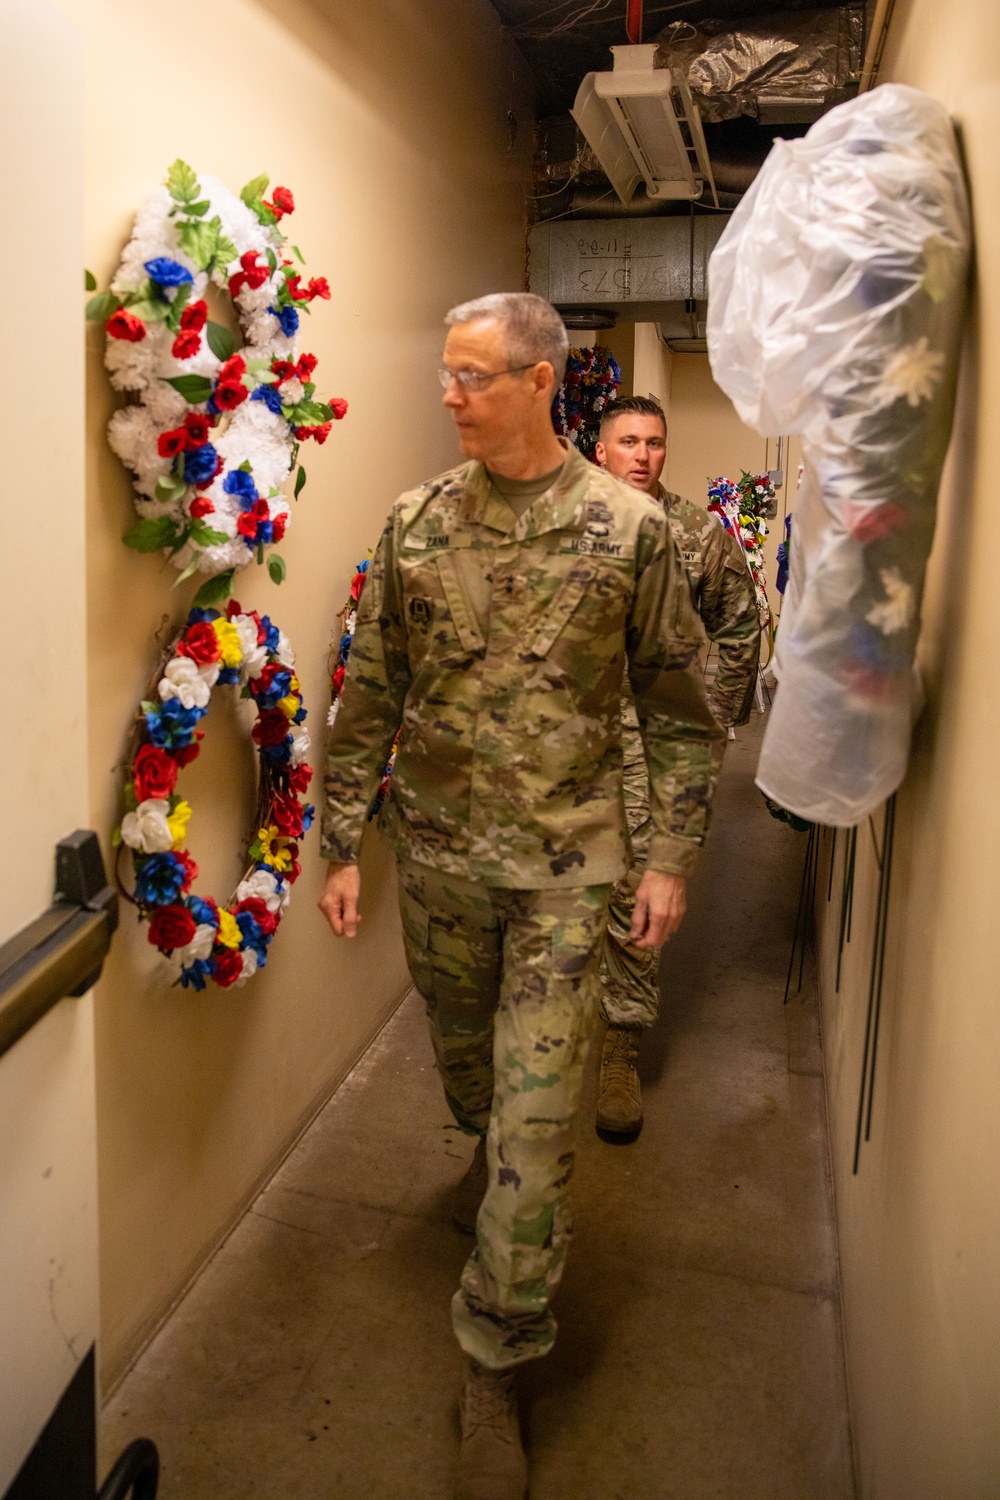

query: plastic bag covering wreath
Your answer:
[707,85,970,826]
[89,160,346,599]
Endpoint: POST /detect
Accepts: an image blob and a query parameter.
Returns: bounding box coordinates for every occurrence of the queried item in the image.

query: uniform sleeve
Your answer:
[320,516,412,862]
[626,516,726,877]
[699,525,762,728]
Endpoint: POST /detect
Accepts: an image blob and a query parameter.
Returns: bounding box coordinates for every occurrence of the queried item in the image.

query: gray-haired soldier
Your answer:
[319,297,723,1500]
[594,395,761,1137]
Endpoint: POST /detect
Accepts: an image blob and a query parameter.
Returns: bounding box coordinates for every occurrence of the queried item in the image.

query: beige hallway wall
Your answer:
[811,9,1000,1496]
[56,0,531,1389]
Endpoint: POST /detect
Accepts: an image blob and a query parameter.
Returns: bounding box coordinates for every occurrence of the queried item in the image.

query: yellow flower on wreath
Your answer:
[257,824,293,873]
[216,908,242,949]
[212,618,243,669]
[167,799,192,847]
[278,693,300,720]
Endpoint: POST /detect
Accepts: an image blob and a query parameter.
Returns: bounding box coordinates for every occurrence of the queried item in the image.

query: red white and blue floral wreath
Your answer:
[114,601,314,990]
[87,159,347,605]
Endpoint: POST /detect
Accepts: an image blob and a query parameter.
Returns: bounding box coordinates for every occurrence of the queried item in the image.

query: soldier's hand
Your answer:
[631,870,686,949]
[319,861,362,938]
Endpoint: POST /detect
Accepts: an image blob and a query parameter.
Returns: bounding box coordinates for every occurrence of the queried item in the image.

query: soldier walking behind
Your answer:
[318,298,723,1500]
[593,395,761,1137]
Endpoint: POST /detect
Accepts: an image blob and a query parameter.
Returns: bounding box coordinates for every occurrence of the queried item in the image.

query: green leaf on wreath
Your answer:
[206,321,236,361]
[111,826,122,847]
[123,783,138,812]
[192,569,235,608]
[123,516,181,552]
[240,173,270,207]
[155,473,188,503]
[267,553,287,585]
[167,159,200,203]
[164,374,214,404]
[165,281,193,332]
[239,459,252,472]
[294,464,306,499]
[286,400,334,425]
[177,216,219,271]
[85,289,121,322]
[185,199,211,218]
[126,296,170,325]
[214,230,238,271]
[173,557,201,588]
[84,269,97,291]
[292,245,306,265]
[265,248,278,273]
[189,519,231,547]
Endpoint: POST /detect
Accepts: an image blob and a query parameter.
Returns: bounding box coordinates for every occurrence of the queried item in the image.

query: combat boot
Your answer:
[453,1135,488,1234]
[597,1025,643,1136]
[455,1358,528,1500]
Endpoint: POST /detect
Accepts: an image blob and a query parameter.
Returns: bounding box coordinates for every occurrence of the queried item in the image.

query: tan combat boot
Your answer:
[453,1136,488,1234]
[455,1359,528,1500]
[596,1025,643,1135]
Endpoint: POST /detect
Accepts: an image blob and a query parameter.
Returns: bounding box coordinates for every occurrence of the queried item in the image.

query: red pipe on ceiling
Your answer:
[625,0,643,44]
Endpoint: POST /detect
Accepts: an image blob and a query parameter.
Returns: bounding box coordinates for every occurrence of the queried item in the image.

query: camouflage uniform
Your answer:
[600,488,761,1029]
[322,445,723,1369]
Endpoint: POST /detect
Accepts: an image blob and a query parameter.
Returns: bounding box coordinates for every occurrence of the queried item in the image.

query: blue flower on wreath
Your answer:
[259,614,280,653]
[217,666,240,685]
[291,703,307,725]
[302,805,315,832]
[188,896,220,929]
[136,851,186,907]
[179,958,214,991]
[188,606,220,625]
[145,698,204,750]
[270,304,299,337]
[260,737,292,768]
[144,257,194,289]
[236,911,269,966]
[250,668,292,709]
[223,469,258,509]
[183,442,219,486]
[251,384,285,416]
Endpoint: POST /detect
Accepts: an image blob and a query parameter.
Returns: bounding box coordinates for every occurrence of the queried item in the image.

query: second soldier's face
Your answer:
[441,319,550,462]
[595,415,667,497]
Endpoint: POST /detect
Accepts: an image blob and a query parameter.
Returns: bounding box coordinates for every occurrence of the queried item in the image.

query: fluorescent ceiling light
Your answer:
[572,44,719,209]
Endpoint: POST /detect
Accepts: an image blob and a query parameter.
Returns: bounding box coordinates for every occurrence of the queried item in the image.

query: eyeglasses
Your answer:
[438,363,537,393]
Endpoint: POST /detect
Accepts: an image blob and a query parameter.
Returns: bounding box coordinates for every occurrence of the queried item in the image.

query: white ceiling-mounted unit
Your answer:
[571,44,719,209]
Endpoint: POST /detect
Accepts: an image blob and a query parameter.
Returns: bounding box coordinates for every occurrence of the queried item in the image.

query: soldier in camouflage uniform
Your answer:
[319,297,723,1500]
[593,396,760,1136]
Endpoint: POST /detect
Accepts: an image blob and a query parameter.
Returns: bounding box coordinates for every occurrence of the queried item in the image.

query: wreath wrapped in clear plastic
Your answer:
[708,84,970,825]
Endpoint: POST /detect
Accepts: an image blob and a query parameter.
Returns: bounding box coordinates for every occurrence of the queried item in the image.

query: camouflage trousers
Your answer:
[396,861,611,1370]
[599,758,661,1029]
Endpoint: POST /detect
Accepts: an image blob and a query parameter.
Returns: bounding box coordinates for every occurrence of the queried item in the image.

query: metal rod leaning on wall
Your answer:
[852,793,897,1173]
[784,821,818,1004]
[835,825,858,993]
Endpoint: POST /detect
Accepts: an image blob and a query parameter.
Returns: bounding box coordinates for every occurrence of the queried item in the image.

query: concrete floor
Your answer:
[101,710,855,1499]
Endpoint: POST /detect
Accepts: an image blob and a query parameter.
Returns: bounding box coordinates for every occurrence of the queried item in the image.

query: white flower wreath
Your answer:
[88,160,346,602]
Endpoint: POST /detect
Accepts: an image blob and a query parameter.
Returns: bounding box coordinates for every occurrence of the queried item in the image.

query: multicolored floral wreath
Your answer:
[329,558,396,817]
[707,471,775,631]
[113,601,314,990]
[87,159,347,606]
[553,345,621,460]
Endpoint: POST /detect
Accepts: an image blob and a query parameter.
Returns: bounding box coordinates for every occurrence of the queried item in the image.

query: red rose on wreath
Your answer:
[148,905,196,951]
[177,621,222,665]
[330,398,348,420]
[189,495,215,518]
[350,568,366,602]
[215,378,248,411]
[183,412,211,446]
[180,300,208,332]
[235,896,278,936]
[296,352,317,381]
[173,735,203,768]
[133,744,178,802]
[107,308,146,342]
[253,709,291,748]
[213,948,243,987]
[331,663,345,696]
[271,512,287,543]
[272,186,295,216]
[288,763,313,795]
[157,427,188,459]
[176,851,199,891]
[285,846,301,884]
[172,329,201,360]
[271,793,304,839]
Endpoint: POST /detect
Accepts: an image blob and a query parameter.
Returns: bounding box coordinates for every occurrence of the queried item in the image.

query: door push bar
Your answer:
[0,831,118,1060]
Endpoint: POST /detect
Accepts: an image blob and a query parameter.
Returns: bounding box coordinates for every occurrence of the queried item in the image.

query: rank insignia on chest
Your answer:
[408,597,432,626]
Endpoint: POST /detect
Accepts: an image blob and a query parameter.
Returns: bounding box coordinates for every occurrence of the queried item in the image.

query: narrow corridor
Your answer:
[101,710,854,1499]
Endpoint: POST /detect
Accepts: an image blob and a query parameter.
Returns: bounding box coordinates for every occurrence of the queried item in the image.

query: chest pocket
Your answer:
[525,560,597,657]
[435,552,486,653]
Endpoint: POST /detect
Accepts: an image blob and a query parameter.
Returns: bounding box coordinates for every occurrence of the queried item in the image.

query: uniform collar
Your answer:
[460,440,592,539]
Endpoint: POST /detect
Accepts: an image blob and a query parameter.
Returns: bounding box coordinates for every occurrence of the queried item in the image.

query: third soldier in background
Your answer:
[593,395,761,1137]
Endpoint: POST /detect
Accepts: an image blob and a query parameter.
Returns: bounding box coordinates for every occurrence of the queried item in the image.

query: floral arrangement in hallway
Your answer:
[707,471,774,630]
[114,601,314,989]
[87,159,347,606]
[552,345,621,460]
[328,558,396,817]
